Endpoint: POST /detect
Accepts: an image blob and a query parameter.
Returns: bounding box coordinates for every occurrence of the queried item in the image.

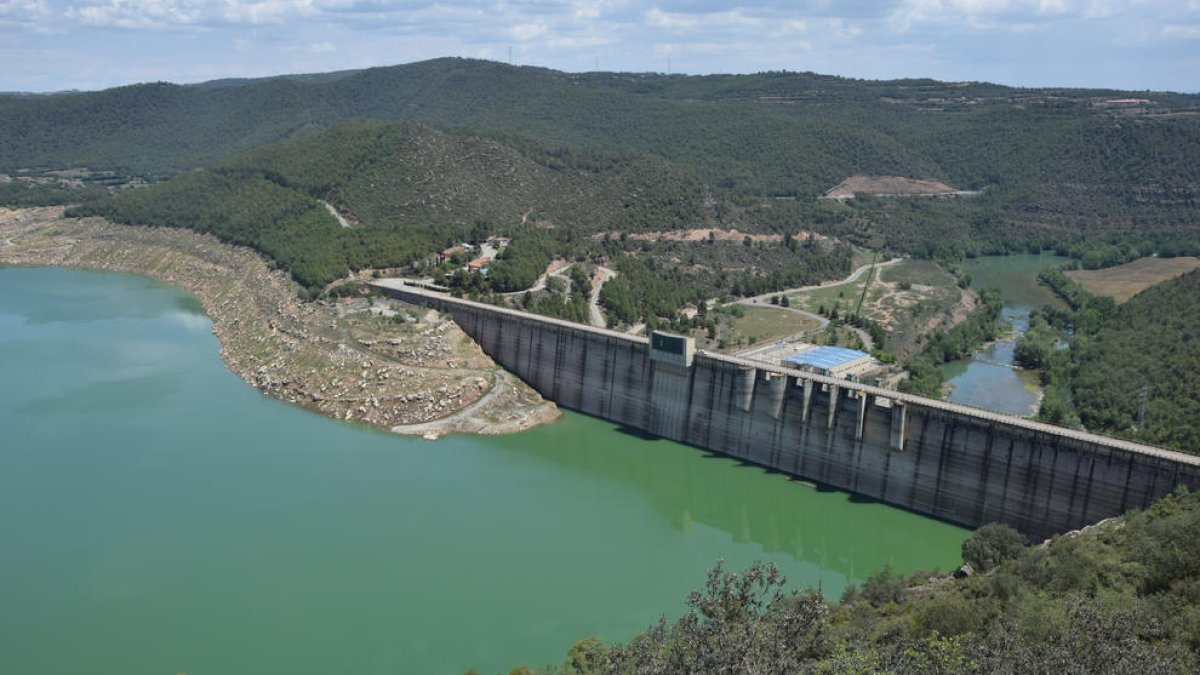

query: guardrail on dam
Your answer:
[374,281,1200,540]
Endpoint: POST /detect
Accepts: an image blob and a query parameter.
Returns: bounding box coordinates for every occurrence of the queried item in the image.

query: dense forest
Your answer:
[70,119,853,308]
[510,487,1200,674]
[6,57,1200,261]
[1010,268,1200,453]
[68,120,718,293]
[1068,270,1200,451]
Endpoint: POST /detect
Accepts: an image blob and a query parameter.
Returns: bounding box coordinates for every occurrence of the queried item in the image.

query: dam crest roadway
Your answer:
[373,279,1200,540]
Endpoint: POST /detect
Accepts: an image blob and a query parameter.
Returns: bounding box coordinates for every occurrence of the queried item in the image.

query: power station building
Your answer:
[782,345,874,380]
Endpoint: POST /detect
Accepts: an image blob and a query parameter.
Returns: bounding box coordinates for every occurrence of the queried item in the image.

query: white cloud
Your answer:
[219,0,317,24]
[825,17,861,40]
[1162,24,1200,39]
[891,0,1192,32]
[0,0,50,25]
[646,8,765,32]
[66,0,205,30]
[62,0,322,29]
[546,33,613,48]
[509,20,548,42]
[1,0,1196,92]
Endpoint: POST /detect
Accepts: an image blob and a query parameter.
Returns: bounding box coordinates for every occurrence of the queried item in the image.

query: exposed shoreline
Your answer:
[0,207,559,437]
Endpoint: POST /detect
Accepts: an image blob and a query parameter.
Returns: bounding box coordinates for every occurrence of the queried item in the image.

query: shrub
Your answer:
[962,523,1027,572]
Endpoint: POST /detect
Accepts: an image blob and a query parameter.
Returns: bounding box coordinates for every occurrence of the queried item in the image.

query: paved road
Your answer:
[708,351,1200,466]
[373,282,1198,466]
[588,266,616,328]
[732,258,901,352]
[499,261,573,297]
[739,257,903,306]
[321,201,352,229]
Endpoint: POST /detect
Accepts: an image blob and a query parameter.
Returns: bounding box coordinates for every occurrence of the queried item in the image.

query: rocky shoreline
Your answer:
[0,207,559,437]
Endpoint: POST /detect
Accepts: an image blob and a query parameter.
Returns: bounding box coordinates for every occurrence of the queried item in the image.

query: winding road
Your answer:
[499,260,573,297]
[321,201,352,229]
[589,266,616,327]
[733,257,903,352]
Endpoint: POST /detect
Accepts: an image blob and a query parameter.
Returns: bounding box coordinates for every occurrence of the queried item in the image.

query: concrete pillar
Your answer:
[827,385,840,430]
[801,379,813,423]
[856,392,868,440]
[767,373,787,419]
[890,402,907,451]
[737,366,756,413]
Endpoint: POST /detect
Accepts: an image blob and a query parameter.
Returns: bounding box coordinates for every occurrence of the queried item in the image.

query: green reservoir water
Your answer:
[943,254,1069,415]
[0,267,967,674]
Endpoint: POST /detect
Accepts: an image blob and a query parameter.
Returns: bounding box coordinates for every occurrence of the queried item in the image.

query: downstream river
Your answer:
[942,254,1069,415]
[0,267,967,674]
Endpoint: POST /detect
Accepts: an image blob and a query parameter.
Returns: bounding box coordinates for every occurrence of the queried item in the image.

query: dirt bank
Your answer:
[0,207,559,437]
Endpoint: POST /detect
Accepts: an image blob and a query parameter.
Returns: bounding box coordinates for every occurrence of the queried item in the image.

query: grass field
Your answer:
[879,259,957,288]
[787,259,957,319]
[781,258,967,357]
[730,306,822,344]
[1065,256,1200,303]
[785,278,878,315]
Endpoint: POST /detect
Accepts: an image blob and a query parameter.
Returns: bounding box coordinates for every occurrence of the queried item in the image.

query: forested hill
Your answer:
[228,120,710,234]
[1072,270,1200,451]
[68,120,725,291]
[9,57,1200,257]
[1,57,1195,189]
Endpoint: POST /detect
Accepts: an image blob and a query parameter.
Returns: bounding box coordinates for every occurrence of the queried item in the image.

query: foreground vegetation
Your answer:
[514,488,1200,674]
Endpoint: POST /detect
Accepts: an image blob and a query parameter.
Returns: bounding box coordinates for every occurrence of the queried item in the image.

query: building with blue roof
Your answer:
[783,345,874,379]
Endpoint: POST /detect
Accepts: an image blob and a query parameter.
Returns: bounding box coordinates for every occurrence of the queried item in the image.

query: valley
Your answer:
[3,57,1200,674]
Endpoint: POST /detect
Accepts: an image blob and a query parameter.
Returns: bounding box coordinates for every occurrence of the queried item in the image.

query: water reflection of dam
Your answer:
[489,415,955,587]
[377,282,1200,541]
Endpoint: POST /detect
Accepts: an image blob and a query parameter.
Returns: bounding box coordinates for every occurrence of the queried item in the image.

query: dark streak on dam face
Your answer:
[376,283,1200,540]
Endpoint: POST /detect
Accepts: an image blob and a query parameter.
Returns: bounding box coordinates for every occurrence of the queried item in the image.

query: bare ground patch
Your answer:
[591,228,818,243]
[1065,257,1200,303]
[823,175,964,198]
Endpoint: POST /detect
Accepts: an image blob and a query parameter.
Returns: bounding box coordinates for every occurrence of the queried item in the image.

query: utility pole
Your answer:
[853,251,878,320]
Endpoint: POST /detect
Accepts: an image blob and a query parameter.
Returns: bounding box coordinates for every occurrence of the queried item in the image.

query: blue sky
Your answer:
[2,1,1198,93]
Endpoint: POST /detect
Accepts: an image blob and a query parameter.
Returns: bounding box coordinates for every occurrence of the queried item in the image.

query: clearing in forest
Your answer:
[1065,257,1200,303]
[785,259,967,357]
[822,175,969,199]
[728,306,823,345]
[591,228,817,243]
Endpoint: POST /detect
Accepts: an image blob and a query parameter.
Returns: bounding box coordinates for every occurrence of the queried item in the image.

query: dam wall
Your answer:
[377,282,1200,540]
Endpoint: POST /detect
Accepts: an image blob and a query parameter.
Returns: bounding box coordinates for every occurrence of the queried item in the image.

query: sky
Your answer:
[1,0,1198,93]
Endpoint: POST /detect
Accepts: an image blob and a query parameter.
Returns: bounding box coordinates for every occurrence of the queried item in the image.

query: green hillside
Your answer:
[1071,270,1200,451]
[68,121,744,293]
[6,58,1200,259]
[70,119,854,308]
[228,119,709,234]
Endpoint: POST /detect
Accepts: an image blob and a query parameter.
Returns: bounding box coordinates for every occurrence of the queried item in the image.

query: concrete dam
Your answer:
[376,282,1200,540]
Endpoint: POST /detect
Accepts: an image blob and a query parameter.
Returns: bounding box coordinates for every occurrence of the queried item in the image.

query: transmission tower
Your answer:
[1136,383,1149,429]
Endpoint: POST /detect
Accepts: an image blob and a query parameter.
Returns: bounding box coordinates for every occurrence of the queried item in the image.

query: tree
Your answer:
[962,523,1026,572]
